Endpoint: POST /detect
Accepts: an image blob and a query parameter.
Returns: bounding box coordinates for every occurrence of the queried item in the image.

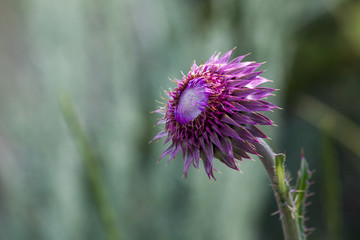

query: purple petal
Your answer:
[246,125,268,138]
[236,63,262,76]
[210,113,225,127]
[205,139,214,162]
[159,144,174,161]
[167,144,182,163]
[247,112,273,125]
[231,102,250,112]
[232,139,257,155]
[163,135,171,145]
[215,150,238,170]
[213,52,221,62]
[230,112,255,124]
[193,147,200,169]
[210,122,224,137]
[220,136,234,157]
[198,136,207,154]
[230,88,259,98]
[208,130,223,152]
[239,71,263,81]
[202,131,210,145]
[221,124,242,140]
[225,62,253,74]
[233,149,251,160]
[152,108,165,115]
[227,79,253,88]
[237,100,271,111]
[151,130,167,142]
[246,76,270,88]
[200,149,215,180]
[221,114,241,127]
[191,60,198,70]
[183,150,193,178]
[258,100,279,109]
[234,126,258,143]
[246,88,274,100]
[206,52,217,64]
[226,90,259,101]
[228,54,248,64]
[181,141,189,159]
[156,119,166,125]
[218,49,233,63]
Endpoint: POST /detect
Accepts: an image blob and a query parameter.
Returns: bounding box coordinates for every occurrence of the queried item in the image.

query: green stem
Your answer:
[254,139,301,240]
[60,96,122,240]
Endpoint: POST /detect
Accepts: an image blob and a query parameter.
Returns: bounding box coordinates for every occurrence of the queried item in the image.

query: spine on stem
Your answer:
[254,139,313,240]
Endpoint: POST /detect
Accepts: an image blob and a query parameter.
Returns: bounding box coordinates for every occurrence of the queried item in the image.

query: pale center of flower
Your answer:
[174,78,209,125]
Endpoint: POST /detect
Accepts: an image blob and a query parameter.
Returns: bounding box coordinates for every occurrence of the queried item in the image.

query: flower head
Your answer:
[152,49,278,179]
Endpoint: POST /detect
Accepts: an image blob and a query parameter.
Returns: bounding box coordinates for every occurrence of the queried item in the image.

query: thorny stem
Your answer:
[253,139,302,240]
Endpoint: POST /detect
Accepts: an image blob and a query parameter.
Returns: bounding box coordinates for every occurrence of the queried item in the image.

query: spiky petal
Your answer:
[152,49,278,179]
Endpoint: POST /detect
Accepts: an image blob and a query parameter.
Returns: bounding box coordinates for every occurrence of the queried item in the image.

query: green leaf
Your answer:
[275,153,288,197]
[294,151,313,239]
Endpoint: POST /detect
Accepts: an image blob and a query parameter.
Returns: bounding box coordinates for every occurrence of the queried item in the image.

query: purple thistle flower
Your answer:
[152,49,278,180]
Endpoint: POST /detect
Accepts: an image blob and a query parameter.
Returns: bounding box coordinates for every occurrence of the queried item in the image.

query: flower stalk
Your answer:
[254,139,302,240]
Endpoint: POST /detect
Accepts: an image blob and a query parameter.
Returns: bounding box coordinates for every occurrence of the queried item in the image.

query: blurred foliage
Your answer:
[321,134,342,240]
[0,0,359,240]
[60,96,122,240]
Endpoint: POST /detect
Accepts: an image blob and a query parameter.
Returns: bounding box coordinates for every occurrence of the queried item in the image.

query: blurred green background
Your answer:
[0,0,359,239]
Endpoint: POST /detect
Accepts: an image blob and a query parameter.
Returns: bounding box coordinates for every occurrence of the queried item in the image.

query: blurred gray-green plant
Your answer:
[60,96,122,240]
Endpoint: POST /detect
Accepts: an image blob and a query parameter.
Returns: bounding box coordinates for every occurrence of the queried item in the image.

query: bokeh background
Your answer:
[0,0,359,239]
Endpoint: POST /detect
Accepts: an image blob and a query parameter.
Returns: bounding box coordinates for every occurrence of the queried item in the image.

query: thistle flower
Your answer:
[152,49,277,179]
